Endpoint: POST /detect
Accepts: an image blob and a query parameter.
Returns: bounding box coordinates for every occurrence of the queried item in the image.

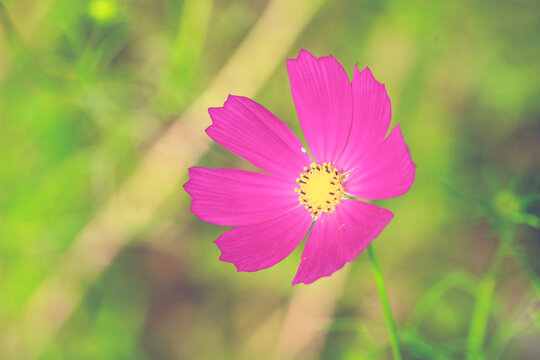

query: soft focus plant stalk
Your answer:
[465,177,540,359]
[367,243,403,360]
[466,224,514,360]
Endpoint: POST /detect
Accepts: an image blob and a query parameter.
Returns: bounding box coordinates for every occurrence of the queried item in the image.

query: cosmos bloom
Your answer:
[184,50,415,285]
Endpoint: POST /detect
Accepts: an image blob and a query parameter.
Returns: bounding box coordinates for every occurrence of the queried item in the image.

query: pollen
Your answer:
[295,162,345,218]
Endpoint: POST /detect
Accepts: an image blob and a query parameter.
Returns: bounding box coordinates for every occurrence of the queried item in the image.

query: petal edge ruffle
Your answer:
[184,167,300,226]
[287,50,353,164]
[206,95,311,180]
[215,206,312,272]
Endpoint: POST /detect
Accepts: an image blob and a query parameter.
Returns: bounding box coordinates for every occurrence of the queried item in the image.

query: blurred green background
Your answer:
[1,0,539,359]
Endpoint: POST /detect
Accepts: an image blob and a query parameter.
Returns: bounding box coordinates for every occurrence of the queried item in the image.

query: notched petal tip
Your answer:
[206,108,220,133]
[182,167,198,194]
[207,106,219,116]
[353,63,366,74]
[182,178,192,194]
[354,63,371,74]
[290,48,316,61]
[206,95,246,134]
[214,240,244,271]
[224,94,250,104]
[207,94,240,115]
[183,172,207,224]
[288,49,340,66]
[354,64,388,89]
[215,250,249,273]
[214,242,252,272]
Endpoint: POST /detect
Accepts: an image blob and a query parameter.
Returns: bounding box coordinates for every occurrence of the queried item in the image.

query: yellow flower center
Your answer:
[295,162,345,218]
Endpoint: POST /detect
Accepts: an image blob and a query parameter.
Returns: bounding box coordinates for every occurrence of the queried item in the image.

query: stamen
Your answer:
[294,162,345,219]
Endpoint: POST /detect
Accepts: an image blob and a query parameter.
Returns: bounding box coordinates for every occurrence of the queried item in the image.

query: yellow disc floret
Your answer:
[295,162,345,218]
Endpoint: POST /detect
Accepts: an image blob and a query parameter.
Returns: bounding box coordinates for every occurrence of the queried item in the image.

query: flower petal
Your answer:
[184,167,299,226]
[206,95,311,180]
[343,125,416,200]
[287,49,353,164]
[292,199,393,285]
[215,206,312,272]
[335,66,392,171]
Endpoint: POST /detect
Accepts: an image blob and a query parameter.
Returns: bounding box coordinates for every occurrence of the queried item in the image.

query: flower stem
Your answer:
[465,225,514,360]
[367,243,403,360]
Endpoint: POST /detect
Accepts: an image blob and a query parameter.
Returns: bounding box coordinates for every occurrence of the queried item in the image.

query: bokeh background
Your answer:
[1,0,539,359]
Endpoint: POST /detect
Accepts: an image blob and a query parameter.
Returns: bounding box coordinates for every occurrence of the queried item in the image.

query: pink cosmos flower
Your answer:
[184,50,415,285]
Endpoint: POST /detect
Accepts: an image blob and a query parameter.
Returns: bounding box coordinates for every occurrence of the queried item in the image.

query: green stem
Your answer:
[367,243,403,360]
[465,275,496,360]
[465,225,514,360]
